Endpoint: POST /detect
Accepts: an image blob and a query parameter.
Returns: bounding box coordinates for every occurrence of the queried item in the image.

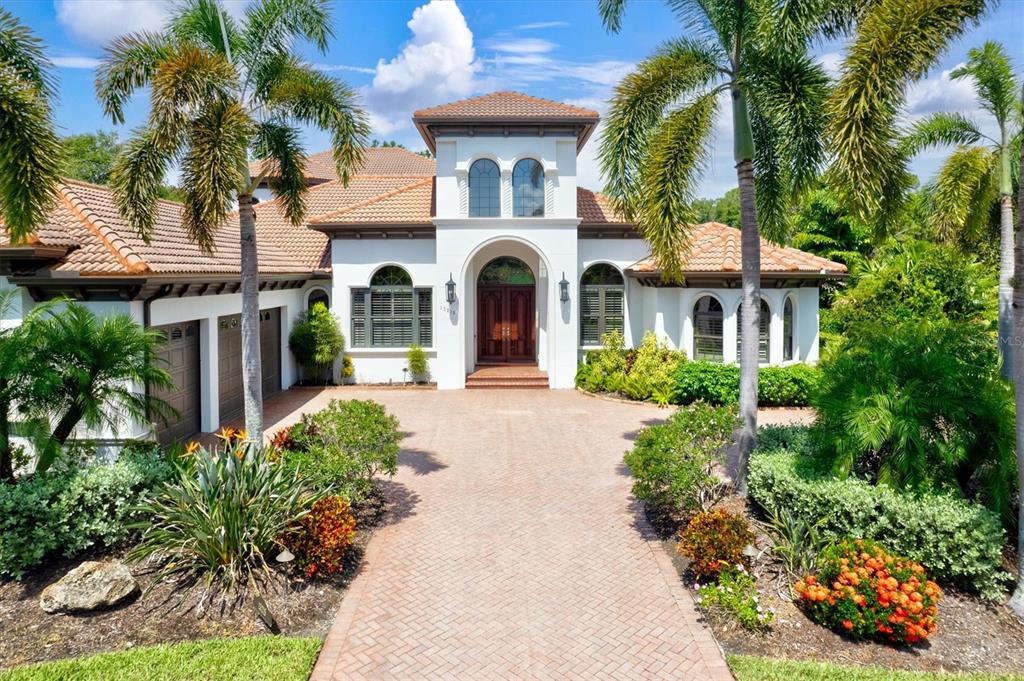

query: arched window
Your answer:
[693,296,723,361]
[580,264,625,346]
[736,298,771,363]
[469,159,500,217]
[512,159,545,217]
[478,256,535,285]
[307,288,329,311]
[352,266,431,348]
[783,297,794,361]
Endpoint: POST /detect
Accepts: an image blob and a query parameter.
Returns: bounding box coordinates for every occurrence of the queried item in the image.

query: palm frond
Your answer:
[768,0,870,49]
[0,67,63,243]
[901,112,983,156]
[635,93,718,282]
[748,102,786,243]
[253,122,306,225]
[264,63,369,185]
[169,0,242,56]
[827,0,990,226]
[599,37,725,217]
[149,45,237,150]
[952,40,1019,128]
[96,32,172,125]
[598,0,631,33]
[0,8,55,96]
[241,0,332,69]
[109,128,177,242]
[180,101,253,252]
[931,145,997,241]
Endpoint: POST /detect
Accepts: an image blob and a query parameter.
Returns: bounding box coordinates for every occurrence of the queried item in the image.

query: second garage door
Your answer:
[153,321,201,445]
[218,308,282,420]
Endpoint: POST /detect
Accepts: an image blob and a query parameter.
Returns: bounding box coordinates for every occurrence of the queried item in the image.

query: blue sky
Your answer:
[6,0,1024,198]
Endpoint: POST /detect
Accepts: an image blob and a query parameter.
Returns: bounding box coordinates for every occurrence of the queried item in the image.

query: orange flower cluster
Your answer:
[795,539,941,645]
[286,496,358,578]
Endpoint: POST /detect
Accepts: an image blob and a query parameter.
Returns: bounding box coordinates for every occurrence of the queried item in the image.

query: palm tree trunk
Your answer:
[998,138,1015,378]
[1009,114,1024,621]
[36,406,82,475]
[238,194,264,441]
[732,84,760,495]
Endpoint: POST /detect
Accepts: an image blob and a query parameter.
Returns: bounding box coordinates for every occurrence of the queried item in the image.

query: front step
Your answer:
[466,378,550,389]
[466,364,549,389]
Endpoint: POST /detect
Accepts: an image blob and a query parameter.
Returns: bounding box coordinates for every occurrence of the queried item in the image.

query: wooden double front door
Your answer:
[477,285,535,363]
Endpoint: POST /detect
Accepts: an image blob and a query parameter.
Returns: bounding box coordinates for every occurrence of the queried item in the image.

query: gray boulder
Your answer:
[40,560,139,614]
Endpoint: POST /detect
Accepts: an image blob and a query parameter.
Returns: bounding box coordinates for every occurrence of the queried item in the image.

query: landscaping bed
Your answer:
[0,488,385,670]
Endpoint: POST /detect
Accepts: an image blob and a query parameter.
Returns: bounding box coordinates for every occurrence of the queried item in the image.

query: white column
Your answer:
[279,300,297,389]
[200,316,219,432]
[500,167,512,217]
[797,286,820,363]
[767,291,785,365]
[723,294,739,364]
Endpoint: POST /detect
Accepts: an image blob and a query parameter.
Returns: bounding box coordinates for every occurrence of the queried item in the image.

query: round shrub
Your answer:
[795,539,941,645]
[289,302,344,383]
[286,495,357,578]
[678,509,754,580]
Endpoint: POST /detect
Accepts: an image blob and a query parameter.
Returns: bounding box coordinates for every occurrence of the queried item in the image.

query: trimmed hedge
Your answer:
[748,428,1008,598]
[671,361,818,407]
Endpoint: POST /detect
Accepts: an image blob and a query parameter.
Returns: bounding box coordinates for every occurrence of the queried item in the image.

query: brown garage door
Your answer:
[153,321,201,445]
[218,308,282,420]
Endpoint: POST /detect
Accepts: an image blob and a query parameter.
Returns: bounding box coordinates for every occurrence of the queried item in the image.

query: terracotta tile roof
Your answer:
[309,178,435,225]
[414,91,599,121]
[1,197,81,249]
[626,222,848,277]
[577,188,627,224]
[253,176,432,267]
[250,147,435,182]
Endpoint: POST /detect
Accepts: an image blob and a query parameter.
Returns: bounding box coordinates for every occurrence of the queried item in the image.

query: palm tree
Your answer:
[96,0,369,440]
[598,0,831,491]
[34,304,174,474]
[0,8,63,241]
[599,0,990,491]
[902,41,1022,376]
[1010,82,1024,623]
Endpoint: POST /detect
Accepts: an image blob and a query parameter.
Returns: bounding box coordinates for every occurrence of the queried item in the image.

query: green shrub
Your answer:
[678,509,755,580]
[286,399,401,502]
[672,361,818,407]
[289,302,344,383]
[130,441,313,593]
[623,403,736,521]
[0,449,174,579]
[697,565,773,631]
[623,331,686,401]
[576,330,628,393]
[812,319,1015,519]
[747,448,1007,598]
[406,345,429,383]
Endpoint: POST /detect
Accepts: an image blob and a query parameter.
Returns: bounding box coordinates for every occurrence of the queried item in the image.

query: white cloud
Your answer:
[366,0,480,135]
[55,0,172,46]
[516,21,570,30]
[51,56,102,69]
[314,63,377,75]
[905,63,979,116]
[483,38,556,55]
[817,51,843,79]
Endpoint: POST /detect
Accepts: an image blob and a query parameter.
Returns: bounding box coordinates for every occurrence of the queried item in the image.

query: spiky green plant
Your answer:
[901,41,1021,376]
[96,0,370,440]
[598,0,989,492]
[0,8,63,241]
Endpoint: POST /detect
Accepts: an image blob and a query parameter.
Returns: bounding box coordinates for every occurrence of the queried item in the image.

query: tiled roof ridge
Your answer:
[310,177,433,223]
[58,183,149,274]
[413,91,599,119]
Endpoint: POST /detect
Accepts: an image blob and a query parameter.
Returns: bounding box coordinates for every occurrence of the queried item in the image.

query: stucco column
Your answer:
[200,316,220,432]
[723,293,739,364]
[797,287,820,362]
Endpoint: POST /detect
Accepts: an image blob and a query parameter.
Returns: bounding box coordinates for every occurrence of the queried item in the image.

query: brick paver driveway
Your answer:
[267,388,733,680]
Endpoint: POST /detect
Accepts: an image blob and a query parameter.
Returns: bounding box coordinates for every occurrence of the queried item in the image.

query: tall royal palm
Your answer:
[97,0,369,440]
[598,0,830,491]
[0,9,63,241]
[902,41,1021,375]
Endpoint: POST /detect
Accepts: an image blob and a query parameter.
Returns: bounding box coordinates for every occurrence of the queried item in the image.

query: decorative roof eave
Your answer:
[624,268,850,286]
[414,119,598,155]
[309,223,436,239]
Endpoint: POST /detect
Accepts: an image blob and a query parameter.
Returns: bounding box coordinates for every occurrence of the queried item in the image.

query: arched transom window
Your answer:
[307,288,329,311]
[478,256,535,285]
[736,298,771,363]
[512,159,545,217]
[469,159,500,217]
[580,264,625,346]
[352,266,432,348]
[693,296,723,362]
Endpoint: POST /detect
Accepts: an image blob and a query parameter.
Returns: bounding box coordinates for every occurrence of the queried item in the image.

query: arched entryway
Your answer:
[476,256,536,363]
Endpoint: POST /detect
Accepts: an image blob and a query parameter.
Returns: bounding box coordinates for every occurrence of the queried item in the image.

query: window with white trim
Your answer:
[351,266,432,348]
[512,159,544,217]
[580,264,624,346]
[736,298,770,363]
[469,159,500,217]
[783,297,794,361]
[693,296,723,361]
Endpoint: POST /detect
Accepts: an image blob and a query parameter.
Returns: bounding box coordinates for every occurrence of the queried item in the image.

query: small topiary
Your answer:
[286,495,357,578]
[795,539,941,645]
[407,345,429,383]
[289,302,345,384]
[677,509,755,580]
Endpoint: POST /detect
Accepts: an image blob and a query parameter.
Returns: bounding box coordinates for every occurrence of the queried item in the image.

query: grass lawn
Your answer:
[729,656,1024,681]
[0,636,322,681]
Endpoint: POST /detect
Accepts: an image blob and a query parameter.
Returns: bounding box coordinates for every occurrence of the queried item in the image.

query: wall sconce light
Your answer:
[559,272,569,303]
[446,273,456,304]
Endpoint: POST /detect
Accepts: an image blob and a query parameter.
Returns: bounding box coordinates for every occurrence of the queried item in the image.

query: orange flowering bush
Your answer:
[269,425,297,452]
[677,509,754,580]
[795,539,941,645]
[286,495,357,578]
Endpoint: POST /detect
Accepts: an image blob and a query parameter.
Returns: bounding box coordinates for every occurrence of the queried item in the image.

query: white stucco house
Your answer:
[0,91,845,445]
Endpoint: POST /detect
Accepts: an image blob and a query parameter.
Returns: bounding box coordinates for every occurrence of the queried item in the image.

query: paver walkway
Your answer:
[265,388,735,680]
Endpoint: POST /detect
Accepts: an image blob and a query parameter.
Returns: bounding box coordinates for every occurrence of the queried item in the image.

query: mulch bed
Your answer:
[0,489,388,670]
[658,496,1024,676]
